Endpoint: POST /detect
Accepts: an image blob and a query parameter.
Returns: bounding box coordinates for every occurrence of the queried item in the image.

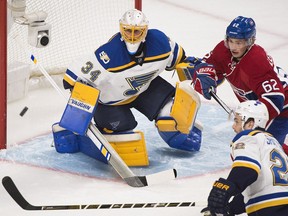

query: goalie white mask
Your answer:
[119,9,149,54]
[234,100,269,129]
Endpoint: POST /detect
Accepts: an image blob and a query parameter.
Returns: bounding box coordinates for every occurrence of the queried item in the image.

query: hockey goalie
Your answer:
[52,9,217,166]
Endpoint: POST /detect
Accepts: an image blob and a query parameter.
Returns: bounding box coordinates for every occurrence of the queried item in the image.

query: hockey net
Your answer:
[8,0,140,88]
[1,0,141,149]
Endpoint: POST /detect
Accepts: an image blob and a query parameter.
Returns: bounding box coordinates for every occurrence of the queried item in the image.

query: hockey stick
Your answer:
[209,91,233,115]
[2,176,205,210]
[87,122,177,187]
[13,35,177,187]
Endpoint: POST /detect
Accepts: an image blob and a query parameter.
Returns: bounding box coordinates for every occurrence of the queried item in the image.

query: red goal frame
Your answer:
[0,0,142,149]
[0,0,7,149]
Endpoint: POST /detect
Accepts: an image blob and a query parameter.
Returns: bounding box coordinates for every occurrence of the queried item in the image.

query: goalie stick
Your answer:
[2,176,205,211]
[13,35,177,187]
[87,122,177,187]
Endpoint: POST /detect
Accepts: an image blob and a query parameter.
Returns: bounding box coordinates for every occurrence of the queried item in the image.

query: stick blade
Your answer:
[2,176,40,210]
[145,168,177,186]
[125,169,177,187]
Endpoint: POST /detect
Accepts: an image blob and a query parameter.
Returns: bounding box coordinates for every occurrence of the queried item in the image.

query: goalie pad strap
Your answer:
[104,132,141,142]
[156,119,177,132]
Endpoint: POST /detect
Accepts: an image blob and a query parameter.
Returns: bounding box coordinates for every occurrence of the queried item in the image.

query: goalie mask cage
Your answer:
[0,0,142,149]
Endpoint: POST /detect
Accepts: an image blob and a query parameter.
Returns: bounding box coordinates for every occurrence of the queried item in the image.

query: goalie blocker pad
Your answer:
[59,82,100,135]
[52,123,149,166]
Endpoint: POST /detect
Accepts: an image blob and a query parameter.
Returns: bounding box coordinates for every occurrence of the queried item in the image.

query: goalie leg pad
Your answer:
[52,123,108,163]
[156,81,202,151]
[52,124,148,165]
[79,130,149,166]
[60,82,100,135]
[170,81,201,134]
[52,123,79,153]
[104,131,149,166]
[78,135,108,164]
[157,121,202,151]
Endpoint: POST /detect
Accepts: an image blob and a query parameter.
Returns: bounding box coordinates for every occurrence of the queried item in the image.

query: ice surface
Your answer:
[1,0,288,215]
[1,102,234,179]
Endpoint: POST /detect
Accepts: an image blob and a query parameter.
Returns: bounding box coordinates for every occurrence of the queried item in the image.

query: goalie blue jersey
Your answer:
[63,29,185,105]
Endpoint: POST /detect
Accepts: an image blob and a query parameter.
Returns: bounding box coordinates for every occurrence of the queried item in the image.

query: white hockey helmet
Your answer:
[119,9,149,54]
[234,100,269,129]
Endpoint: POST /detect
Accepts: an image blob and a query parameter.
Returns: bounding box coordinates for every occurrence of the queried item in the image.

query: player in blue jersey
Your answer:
[201,100,288,216]
[52,9,213,166]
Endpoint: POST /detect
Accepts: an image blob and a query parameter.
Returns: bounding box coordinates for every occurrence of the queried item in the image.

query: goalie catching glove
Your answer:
[176,56,203,81]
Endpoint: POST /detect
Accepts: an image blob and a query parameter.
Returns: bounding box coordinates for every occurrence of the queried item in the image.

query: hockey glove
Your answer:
[175,56,203,81]
[184,56,203,78]
[192,63,217,100]
[200,207,235,216]
[184,56,203,66]
[227,194,246,215]
[201,178,237,216]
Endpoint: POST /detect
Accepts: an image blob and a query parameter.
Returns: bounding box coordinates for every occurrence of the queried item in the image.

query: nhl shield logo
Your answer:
[99,51,110,64]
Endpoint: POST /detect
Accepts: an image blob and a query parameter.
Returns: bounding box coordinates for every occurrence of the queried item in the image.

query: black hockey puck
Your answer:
[20,106,28,116]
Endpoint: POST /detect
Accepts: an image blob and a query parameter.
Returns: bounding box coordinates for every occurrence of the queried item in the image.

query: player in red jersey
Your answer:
[186,16,288,154]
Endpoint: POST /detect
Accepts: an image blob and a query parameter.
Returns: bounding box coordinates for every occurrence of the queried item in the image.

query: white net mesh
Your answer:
[8,0,135,78]
[6,0,138,147]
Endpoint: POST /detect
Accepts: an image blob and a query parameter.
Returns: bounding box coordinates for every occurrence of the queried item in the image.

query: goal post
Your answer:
[0,0,7,150]
[1,0,142,149]
[135,0,142,10]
